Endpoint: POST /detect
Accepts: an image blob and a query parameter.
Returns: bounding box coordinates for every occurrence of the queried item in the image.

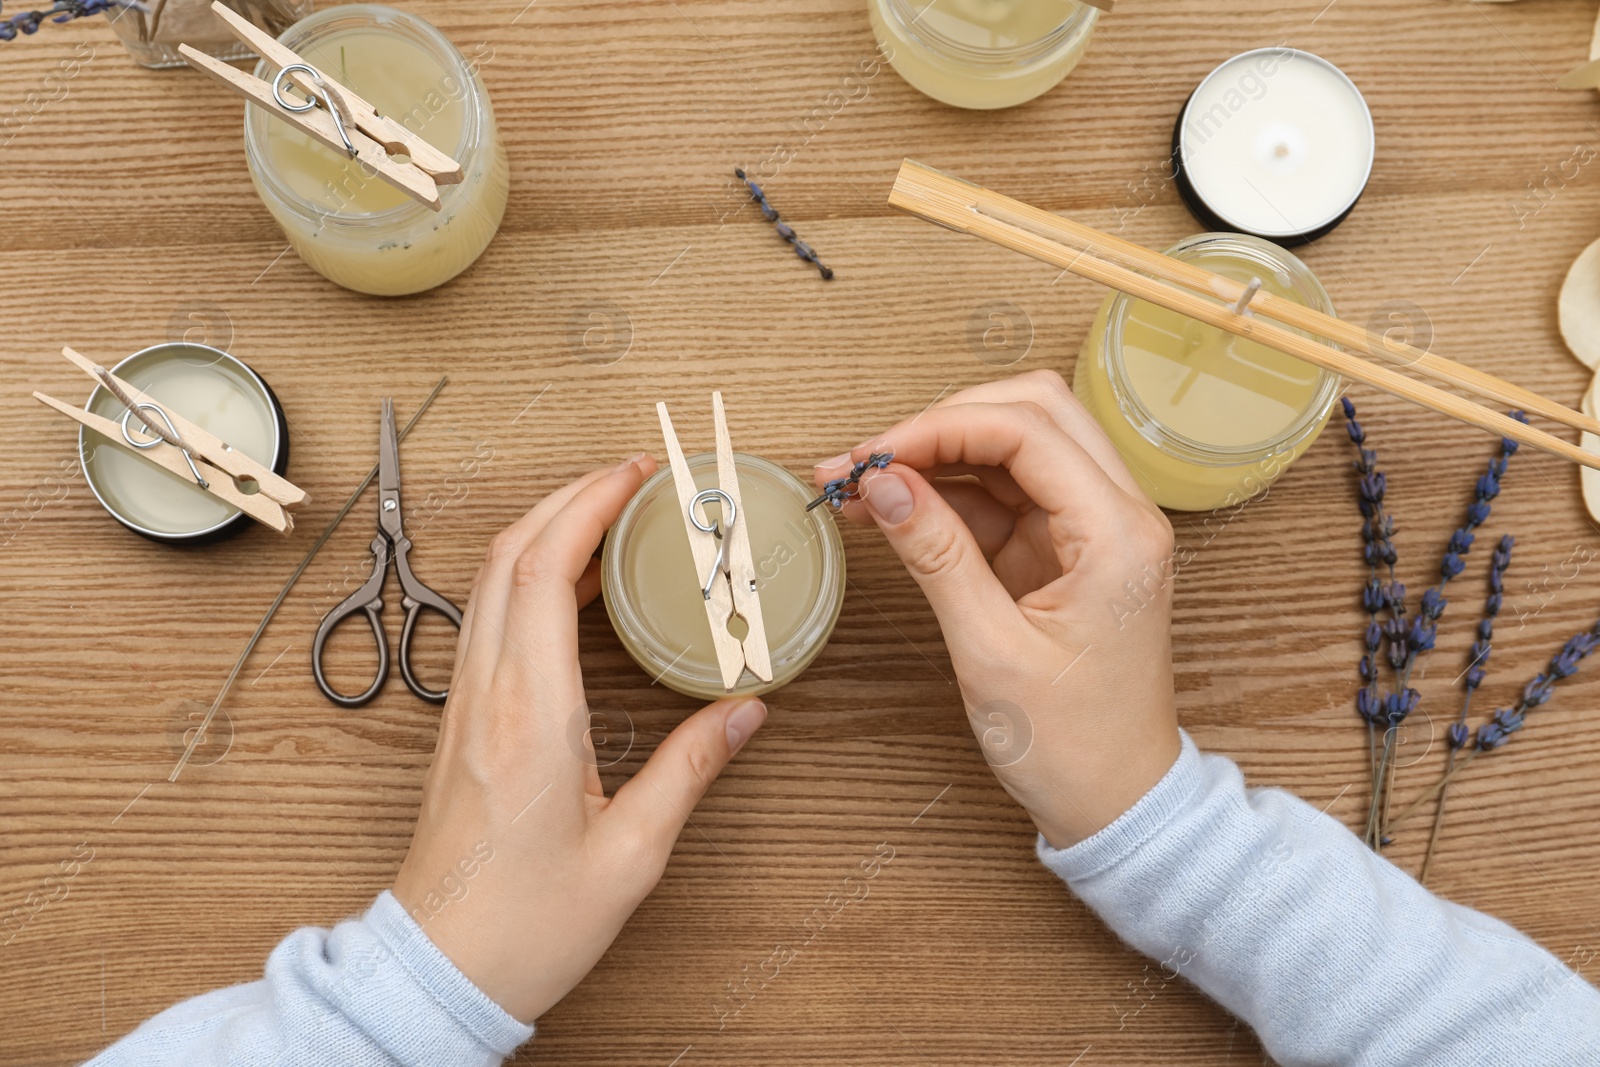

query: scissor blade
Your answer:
[379,398,400,495]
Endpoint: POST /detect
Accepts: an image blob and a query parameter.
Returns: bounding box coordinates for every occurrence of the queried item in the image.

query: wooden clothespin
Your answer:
[32,347,310,534]
[178,1,463,211]
[656,393,773,691]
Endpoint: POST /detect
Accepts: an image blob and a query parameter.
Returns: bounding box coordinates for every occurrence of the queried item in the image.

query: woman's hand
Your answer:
[816,371,1182,848]
[392,454,768,1023]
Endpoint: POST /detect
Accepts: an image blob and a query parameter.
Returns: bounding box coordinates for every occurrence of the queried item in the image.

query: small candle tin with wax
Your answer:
[79,343,290,543]
[869,0,1100,110]
[1172,48,1374,245]
[241,4,509,296]
[1072,233,1341,512]
[602,453,846,701]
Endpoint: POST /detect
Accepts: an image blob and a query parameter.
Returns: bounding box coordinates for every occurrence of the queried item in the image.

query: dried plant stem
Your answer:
[1419,757,1455,884]
[1421,688,1477,883]
[1390,748,1482,829]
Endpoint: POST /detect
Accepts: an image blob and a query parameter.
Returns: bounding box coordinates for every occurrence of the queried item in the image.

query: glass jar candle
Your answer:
[80,343,289,544]
[602,454,846,701]
[243,5,509,296]
[1072,233,1340,512]
[868,0,1099,110]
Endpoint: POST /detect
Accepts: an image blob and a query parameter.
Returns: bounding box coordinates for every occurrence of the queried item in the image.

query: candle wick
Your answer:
[1274,143,1290,159]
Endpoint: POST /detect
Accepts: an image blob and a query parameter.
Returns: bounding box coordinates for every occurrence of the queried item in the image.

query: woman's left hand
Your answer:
[392,454,768,1023]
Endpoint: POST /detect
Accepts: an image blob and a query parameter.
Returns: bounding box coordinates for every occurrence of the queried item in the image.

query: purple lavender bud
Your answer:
[1488,569,1503,595]
[1341,397,1356,419]
[1477,619,1494,642]
[1446,529,1475,555]
[1467,501,1491,526]
[1420,588,1447,618]
[1365,622,1382,653]
[1384,688,1420,724]
[1448,722,1469,748]
[1441,553,1465,581]
[1478,723,1507,749]
[1474,472,1501,503]
[1493,708,1526,733]
[1358,449,1378,473]
[1465,666,1485,690]
[1485,592,1502,616]
[1388,581,1406,609]
[1381,543,1398,566]
[1359,472,1386,503]
[1409,617,1437,652]
[1356,688,1376,721]
[1359,655,1376,683]
[1346,420,1365,445]
[1523,675,1554,706]
[1362,579,1387,614]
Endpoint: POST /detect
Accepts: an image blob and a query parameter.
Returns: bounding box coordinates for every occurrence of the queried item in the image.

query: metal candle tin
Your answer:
[78,343,290,544]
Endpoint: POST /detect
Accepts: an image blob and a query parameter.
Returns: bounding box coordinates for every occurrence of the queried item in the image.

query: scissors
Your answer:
[312,398,463,708]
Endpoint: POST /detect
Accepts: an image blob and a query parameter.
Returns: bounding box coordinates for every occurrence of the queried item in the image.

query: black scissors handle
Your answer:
[392,531,463,704]
[312,535,392,709]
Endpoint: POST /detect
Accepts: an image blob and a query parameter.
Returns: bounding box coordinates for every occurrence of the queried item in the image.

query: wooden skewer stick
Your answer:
[62,347,309,509]
[889,160,1600,440]
[712,392,772,683]
[32,392,292,533]
[888,160,1600,471]
[657,402,748,690]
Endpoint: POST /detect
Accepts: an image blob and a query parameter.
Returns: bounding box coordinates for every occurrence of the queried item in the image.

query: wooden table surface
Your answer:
[6,0,1600,1062]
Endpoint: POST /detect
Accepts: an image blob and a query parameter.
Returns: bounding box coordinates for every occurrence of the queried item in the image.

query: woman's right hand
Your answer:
[814,370,1183,848]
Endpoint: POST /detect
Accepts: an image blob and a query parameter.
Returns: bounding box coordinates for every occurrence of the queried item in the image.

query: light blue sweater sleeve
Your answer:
[86,890,532,1066]
[1038,731,1600,1065]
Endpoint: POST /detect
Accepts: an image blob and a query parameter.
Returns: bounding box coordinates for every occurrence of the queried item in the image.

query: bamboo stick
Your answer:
[888,160,1600,471]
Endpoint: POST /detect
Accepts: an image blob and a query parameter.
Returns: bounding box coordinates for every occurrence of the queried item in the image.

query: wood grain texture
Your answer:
[4,1,1600,1063]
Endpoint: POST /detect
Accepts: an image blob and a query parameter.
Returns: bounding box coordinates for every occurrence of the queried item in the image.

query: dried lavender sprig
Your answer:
[1391,615,1600,831]
[1350,403,1536,851]
[1366,411,1527,847]
[1420,534,1513,883]
[1344,397,1413,845]
[0,0,144,40]
[1344,401,1394,717]
[806,452,893,512]
[734,168,833,280]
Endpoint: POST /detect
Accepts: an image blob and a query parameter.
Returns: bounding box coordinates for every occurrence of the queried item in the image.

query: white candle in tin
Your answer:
[1174,48,1374,243]
[81,345,284,541]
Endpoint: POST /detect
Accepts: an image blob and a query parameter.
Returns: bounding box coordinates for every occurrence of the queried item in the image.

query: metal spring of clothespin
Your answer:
[689,487,736,601]
[272,63,356,158]
[121,402,209,489]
